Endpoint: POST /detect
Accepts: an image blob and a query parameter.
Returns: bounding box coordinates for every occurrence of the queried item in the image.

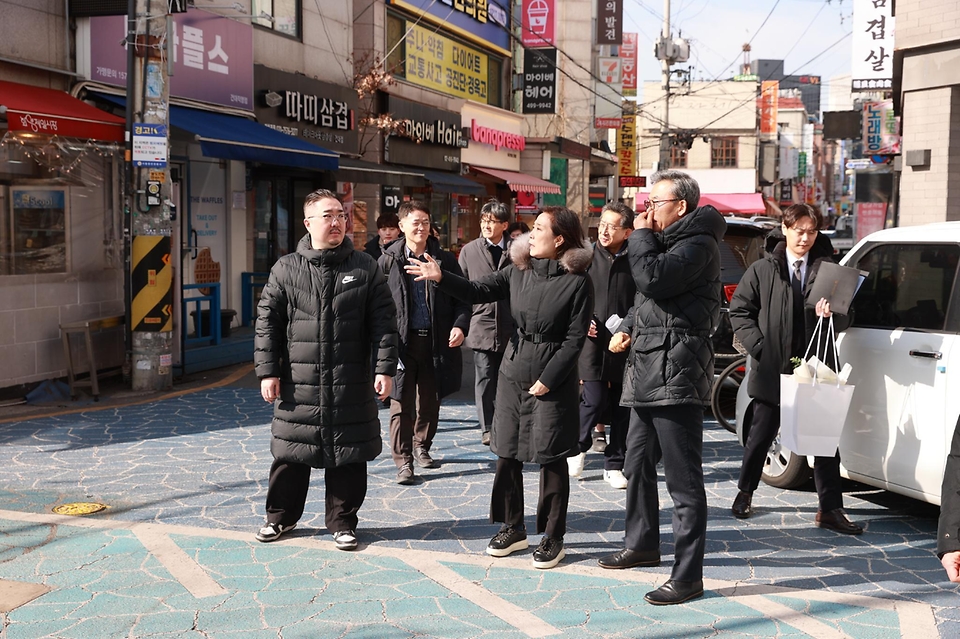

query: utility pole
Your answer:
[126,0,178,391]
[658,0,671,170]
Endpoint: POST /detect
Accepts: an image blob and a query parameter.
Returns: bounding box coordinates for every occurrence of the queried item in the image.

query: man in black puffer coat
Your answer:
[599,171,725,607]
[254,189,398,549]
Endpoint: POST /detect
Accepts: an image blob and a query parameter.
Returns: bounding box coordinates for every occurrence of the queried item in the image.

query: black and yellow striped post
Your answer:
[131,235,173,332]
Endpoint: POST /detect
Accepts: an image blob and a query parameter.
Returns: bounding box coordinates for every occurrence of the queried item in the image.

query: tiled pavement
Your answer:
[0,372,956,638]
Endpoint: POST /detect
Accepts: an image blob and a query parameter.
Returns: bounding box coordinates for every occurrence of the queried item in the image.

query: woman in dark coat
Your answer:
[406,206,593,570]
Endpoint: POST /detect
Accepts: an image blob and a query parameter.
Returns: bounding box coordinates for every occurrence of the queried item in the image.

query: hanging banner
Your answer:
[521,0,555,48]
[522,48,557,114]
[851,0,895,92]
[759,80,779,135]
[596,0,623,45]
[862,100,901,155]
[618,115,637,180]
[620,33,638,96]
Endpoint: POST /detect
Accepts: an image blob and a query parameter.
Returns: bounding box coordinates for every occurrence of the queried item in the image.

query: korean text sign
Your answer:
[759,81,779,135]
[620,33,638,96]
[89,9,254,110]
[862,100,900,155]
[618,116,637,177]
[851,0,894,91]
[521,0,555,48]
[389,0,511,55]
[522,48,557,114]
[405,22,489,103]
[596,0,623,45]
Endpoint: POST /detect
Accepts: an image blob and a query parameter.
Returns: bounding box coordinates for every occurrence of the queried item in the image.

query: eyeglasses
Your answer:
[642,198,679,210]
[597,222,623,232]
[307,213,348,224]
[405,219,432,228]
[480,217,505,225]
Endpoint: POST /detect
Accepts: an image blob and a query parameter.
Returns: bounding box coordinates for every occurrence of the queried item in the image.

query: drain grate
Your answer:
[52,502,108,516]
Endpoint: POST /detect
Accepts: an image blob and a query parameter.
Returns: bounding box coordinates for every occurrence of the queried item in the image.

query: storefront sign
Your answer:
[468,120,524,151]
[389,0,511,55]
[461,102,523,171]
[598,57,621,84]
[383,97,462,171]
[621,33,638,96]
[132,123,168,168]
[596,0,623,45]
[618,116,637,179]
[521,0,555,48]
[856,201,886,241]
[851,0,894,91]
[87,9,254,110]
[254,66,358,154]
[760,80,779,135]
[404,22,489,103]
[862,100,901,155]
[522,48,557,114]
[619,176,645,188]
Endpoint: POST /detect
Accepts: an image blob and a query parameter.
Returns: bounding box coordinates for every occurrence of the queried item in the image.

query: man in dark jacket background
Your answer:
[569,201,635,489]
[598,170,725,607]
[380,201,472,484]
[254,189,398,550]
[458,199,512,446]
[363,212,401,260]
[728,203,862,535]
[939,417,960,582]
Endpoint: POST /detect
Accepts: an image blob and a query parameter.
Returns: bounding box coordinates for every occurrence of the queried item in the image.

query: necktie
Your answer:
[488,243,503,265]
[792,259,803,298]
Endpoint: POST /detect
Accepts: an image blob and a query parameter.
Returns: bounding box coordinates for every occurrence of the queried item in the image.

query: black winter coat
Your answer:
[579,242,635,382]
[458,236,513,352]
[439,234,594,464]
[255,235,398,468]
[620,205,726,407]
[939,416,960,557]
[729,231,849,406]
[379,235,472,401]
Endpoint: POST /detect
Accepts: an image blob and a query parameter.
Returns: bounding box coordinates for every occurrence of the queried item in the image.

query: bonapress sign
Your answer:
[469,120,525,151]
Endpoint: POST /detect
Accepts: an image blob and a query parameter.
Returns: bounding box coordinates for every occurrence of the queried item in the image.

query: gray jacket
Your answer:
[458,236,513,352]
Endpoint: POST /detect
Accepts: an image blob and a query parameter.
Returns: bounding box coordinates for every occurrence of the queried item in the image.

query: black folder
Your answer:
[807,262,868,316]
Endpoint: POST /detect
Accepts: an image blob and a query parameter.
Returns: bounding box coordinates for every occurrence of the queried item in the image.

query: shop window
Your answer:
[253,0,300,39]
[710,137,738,168]
[1,187,68,275]
[386,13,406,77]
[669,145,688,168]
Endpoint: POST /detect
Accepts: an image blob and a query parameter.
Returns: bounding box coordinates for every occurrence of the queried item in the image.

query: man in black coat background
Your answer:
[569,201,635,489]
[939,416,960,582]
[254,189,398,549]
[379,201,471,484]
[458,199,513,446]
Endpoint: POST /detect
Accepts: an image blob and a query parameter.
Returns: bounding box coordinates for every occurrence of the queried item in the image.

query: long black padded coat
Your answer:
[255,235,398,468]
[619,205,726,408]
[438,234,594,464]
[578,242,636,383]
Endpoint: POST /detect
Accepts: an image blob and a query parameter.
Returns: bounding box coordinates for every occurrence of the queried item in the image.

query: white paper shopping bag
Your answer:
[780,374,855,456]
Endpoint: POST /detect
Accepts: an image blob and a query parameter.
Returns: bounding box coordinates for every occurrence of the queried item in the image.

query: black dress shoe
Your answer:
[598,548,660,569]
[731,490,753,519]
[644,579,704,605]
[816,508,863,535]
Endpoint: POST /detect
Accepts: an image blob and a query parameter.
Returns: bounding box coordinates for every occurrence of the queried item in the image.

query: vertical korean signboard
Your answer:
[862,99,901,155]
[523,48,557,114]
[596,0,623,45]
[620,33,638,96]
[851,0,894,92]
[618,116,637,186]
[521,0,555,48]
[759,80,779,135]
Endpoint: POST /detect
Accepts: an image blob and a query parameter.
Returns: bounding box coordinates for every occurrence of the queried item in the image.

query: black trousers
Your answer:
[738,399,844,512]
[578,380,628,470]
[490,456,569,538]
[389,332,440,466]
[473,349,504,435]
[623,404,707,582]
[264,459,367,533]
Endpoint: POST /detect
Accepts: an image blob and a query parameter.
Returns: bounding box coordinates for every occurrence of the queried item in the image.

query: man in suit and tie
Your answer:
[458,199,514,445]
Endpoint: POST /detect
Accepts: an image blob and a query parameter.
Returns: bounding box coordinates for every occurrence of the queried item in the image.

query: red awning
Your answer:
[0,81,125,143]
[472,166,561,194]
[698,193,766,214]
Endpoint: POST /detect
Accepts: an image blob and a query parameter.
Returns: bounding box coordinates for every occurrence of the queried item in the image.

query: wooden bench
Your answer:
[60,315,124,401]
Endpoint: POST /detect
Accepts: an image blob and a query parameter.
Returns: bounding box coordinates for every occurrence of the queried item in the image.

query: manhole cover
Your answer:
[52,502,108,516]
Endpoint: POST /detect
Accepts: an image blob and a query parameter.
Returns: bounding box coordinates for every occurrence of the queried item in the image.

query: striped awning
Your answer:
[472,167,561,194]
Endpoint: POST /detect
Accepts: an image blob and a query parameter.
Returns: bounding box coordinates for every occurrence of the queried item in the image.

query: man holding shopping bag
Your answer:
[728,203,863,535]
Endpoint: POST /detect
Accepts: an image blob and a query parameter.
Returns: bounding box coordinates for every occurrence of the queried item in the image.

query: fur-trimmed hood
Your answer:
[508,232,593,274]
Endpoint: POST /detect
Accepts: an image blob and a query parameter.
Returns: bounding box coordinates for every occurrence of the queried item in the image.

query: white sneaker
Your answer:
[567,452,586,478]
[604,469,628,489]
[333,529,358,550]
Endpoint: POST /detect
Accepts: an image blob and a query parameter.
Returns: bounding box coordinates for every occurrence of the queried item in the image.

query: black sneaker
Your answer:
[532,536,565,569]
[591,428,607,453]
[486,525,528,557]
[255,522,296,543]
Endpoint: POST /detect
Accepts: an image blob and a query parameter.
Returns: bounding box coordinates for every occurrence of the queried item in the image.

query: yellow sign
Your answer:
[618,116,637,177]
[405,22,489,103]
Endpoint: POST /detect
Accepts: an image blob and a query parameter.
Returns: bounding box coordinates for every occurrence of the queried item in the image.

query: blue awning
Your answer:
[94,94,338,171]
[421,170,487,195]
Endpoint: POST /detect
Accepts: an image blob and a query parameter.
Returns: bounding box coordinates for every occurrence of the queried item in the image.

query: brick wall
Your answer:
[895,0,960,51]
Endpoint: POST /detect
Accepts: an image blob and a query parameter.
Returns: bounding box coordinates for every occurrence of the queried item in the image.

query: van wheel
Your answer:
[761,434,811,489]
